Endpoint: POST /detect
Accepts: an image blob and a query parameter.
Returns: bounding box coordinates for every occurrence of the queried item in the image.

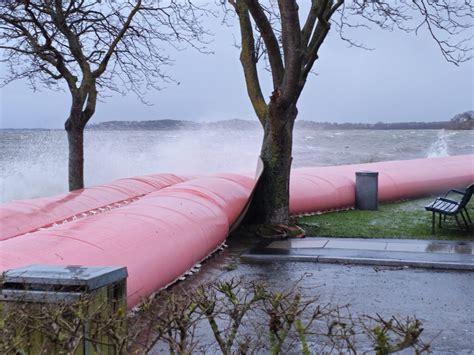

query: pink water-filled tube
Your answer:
[0,155,472,308]
[289,155,473,214]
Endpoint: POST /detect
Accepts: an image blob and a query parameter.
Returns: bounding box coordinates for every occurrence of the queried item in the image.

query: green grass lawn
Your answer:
[297,197,474,240]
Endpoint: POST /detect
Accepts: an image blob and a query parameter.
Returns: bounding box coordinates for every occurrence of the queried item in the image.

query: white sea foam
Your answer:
[427,129,453,158]
[1,128,473,203]
[0,129,263,203]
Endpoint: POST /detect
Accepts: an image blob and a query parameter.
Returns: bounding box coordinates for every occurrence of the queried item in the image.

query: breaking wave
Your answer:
[427,129,453,158]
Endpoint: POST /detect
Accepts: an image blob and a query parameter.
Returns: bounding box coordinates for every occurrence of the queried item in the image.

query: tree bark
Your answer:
[64,83,96,191]
[66,122,85,191]
[248,102,297,224]
[65,99,88,192]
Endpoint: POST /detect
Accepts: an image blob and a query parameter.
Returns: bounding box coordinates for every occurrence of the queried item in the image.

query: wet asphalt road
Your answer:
[172,237,474,354]
[233,261,473,353]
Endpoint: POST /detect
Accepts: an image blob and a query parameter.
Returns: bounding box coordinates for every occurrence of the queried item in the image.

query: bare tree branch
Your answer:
[0,0,209,191]
[338,0,473,65]
[278,0,302,107]
[245,0,285,88]
[231,0,267,124]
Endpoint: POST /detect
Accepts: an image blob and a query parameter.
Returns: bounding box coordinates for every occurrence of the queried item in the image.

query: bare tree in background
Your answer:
[0,0,206,191]
[228,0,472,225]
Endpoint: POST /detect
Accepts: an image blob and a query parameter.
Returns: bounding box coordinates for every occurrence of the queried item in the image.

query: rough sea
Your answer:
[1,128,473,203]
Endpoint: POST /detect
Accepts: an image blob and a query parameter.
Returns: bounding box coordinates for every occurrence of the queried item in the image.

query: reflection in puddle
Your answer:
[425,242,473,255]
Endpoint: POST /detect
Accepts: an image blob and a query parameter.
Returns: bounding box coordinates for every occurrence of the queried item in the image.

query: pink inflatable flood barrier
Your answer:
[0,173,188,241]
[0,175,254,307]
[0,155,472,308]
[289,155,473,214]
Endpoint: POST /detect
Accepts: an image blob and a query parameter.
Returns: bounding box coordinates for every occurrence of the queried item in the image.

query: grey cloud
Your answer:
[0,14,472,129]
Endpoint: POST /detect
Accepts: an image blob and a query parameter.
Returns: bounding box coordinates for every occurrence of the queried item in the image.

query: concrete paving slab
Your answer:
[385,242,474,254]
[243,237,474,271]
[317,255,474,271]
[386,242,432,253]
[268,237,474,254]
[268,239,328,249]
[424,243,473,254]
[266,240,291,249]
[325,239,387,251]
[244,253,474,271]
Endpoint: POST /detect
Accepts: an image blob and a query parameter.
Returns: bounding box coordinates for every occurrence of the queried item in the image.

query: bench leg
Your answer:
[460,211,470,231]
[464,207,472,225]
[454,215,462,230]
[432,212,436,234]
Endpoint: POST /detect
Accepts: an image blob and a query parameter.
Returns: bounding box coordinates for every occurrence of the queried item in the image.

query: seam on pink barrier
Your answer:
[0,196,144,241]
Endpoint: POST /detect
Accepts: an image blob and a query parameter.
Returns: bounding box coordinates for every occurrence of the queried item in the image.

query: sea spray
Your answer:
[0,129,263,203]
[1,128,473,203]
[427,129,453,158]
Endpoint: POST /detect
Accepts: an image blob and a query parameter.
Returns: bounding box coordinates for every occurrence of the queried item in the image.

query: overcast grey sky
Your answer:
[0,11,472,129]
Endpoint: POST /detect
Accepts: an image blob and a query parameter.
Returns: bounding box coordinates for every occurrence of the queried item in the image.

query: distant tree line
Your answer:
[87,113,474,131]
[447,111,474,130]
[297,114,474,130]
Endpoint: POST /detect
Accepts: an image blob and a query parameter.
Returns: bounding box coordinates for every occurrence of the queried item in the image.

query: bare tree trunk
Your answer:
[66,127,84,191]
[65,116,85,191]
[249,104,297,225]
[64,82,96,191]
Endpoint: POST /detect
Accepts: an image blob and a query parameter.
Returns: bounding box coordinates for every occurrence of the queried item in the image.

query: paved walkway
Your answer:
[242,237,474,271]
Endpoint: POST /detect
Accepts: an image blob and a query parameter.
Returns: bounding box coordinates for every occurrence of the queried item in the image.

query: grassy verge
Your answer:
[297,197,474,240]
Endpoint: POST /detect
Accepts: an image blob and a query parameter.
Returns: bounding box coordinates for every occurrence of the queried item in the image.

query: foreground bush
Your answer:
[1,279,430,354]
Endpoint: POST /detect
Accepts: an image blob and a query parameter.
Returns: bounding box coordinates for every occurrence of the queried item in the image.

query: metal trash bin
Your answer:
[355,171,379,210]
[0,264,128,354]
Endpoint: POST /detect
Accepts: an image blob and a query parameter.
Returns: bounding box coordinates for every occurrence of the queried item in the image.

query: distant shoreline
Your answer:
[2,118,473,131]
[85,118,472,131]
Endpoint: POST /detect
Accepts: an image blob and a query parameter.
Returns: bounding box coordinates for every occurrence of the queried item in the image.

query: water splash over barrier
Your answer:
[1,155,473,308]
[427,129,453,158]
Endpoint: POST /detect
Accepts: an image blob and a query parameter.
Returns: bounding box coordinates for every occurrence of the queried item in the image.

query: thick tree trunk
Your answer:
[64,84,96,191]
[248,103,297,225]
[66,125,85,191]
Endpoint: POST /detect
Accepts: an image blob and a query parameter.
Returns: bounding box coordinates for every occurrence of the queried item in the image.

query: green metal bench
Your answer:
[425,184,473,234]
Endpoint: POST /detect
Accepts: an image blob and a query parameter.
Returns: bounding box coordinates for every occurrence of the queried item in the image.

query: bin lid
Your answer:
[356,171,379,176]
[2,264,128,291]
